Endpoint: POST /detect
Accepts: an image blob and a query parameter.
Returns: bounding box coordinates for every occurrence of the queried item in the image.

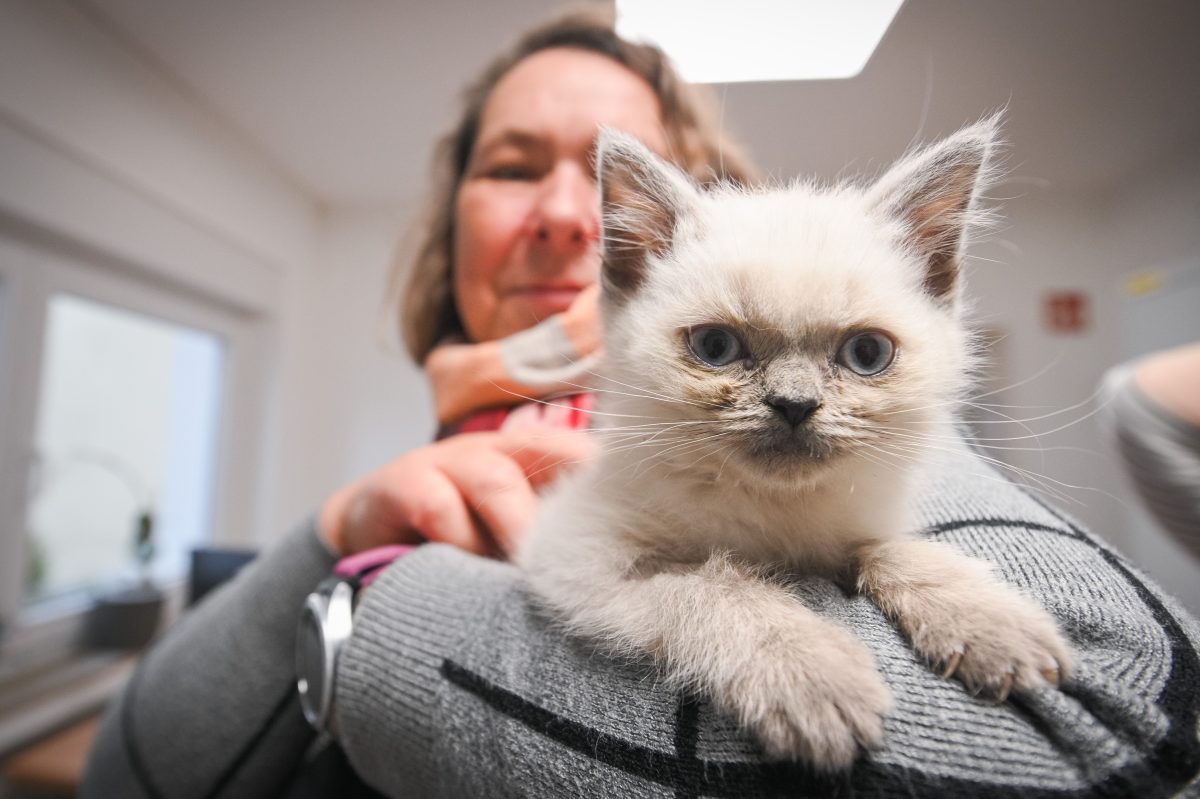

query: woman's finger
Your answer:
[561,284,602,356]
[441,451,539,555]
[391,465,493,556]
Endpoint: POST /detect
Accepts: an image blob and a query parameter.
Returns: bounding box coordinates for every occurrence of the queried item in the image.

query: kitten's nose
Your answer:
[765,396,821,427]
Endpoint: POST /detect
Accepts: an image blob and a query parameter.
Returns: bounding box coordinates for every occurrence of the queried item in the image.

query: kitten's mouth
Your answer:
[744,429,839,469]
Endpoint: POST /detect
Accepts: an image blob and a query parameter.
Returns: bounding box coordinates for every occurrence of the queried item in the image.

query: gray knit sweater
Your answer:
[83,445,1200,798]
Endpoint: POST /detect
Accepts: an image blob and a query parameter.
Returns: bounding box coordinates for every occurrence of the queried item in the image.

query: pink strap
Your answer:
[334,544,414,587]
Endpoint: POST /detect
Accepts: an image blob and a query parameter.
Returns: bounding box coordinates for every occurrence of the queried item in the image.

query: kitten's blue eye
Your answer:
[688,327,744,367]
[838,331,896,376]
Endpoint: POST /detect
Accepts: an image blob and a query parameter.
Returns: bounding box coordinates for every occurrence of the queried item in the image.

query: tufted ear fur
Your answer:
[867,116,999,307]
[596,129,700,302]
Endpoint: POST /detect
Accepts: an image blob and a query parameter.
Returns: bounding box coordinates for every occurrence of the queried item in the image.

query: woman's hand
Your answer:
[318,428,594,557]
[559,284,602,358]
[425,286,603,426]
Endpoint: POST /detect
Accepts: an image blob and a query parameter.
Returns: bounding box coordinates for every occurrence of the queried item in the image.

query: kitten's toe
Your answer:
[918,591,1072,700]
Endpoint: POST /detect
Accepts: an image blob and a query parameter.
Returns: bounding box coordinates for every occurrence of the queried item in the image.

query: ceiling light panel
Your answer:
[615,0,904,83]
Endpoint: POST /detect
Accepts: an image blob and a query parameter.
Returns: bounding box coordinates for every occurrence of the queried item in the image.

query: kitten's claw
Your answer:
[909,584,1072,703]
[995,672,1014,704]
[941,648,964,678]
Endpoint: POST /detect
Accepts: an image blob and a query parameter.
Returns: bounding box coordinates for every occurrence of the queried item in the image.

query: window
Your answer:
[0,230,260,661]
[24,295,225,605]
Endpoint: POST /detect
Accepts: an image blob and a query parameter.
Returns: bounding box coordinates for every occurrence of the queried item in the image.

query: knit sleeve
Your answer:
[1102,363,1200,559]
[81,518,339,799]
[336,446,1200,799]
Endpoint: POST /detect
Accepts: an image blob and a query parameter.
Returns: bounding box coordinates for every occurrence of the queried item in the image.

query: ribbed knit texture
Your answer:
[338,444,1200,798]
[81,518,339,799]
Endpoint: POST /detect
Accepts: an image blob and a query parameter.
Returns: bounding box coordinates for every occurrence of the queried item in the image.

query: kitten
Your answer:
[517,119,1072,769]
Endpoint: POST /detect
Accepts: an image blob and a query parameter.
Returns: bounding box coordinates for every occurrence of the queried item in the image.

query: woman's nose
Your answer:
[529,163,599,252]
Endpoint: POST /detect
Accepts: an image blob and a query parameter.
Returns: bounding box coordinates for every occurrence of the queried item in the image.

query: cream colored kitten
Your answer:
[518,119,1072,770]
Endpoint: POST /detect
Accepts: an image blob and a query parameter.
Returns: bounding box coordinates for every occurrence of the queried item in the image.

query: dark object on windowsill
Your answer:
[188,548,256,607]
[83,585,165,650]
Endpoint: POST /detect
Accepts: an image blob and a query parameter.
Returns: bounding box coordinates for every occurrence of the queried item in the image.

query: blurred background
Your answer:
[0,0,1197,794]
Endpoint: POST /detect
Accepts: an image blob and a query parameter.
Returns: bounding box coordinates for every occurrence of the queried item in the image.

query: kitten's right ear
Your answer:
[867,116,999,307]
[597,130,699,301]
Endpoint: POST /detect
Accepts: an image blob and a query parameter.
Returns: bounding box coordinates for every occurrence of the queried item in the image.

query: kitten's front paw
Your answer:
[913,586,1072,701]
[734,624,893,769]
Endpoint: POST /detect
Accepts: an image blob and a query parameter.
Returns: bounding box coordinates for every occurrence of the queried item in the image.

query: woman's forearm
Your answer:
[81,518,338,799]
[335,444,1200,798]
[1134,341,1200,427]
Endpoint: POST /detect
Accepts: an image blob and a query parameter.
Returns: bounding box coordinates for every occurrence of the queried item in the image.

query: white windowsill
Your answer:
[0,580,186,758]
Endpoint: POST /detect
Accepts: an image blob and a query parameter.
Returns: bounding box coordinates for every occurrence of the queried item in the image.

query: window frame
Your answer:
[0,223,270,671]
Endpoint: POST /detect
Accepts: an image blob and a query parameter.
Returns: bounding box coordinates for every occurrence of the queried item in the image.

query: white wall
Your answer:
[0,0,313,274]
[968,190,1122,531]
[0,0,316,558]
[261,209,434,538]
[966,145,1200,614]
[1099,144,1200,614]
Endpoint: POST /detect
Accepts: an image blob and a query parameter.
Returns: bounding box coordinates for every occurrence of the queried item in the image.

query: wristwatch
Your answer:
[296,545,412,733]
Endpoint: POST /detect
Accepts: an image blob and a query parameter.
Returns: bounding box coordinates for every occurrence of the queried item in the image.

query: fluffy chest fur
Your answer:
[571,444,917,570]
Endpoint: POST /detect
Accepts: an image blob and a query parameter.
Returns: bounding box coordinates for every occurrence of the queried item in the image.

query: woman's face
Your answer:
[453,47,670,343]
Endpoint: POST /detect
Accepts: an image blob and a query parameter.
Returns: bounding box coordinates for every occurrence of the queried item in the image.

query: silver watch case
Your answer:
[296,577,355,733]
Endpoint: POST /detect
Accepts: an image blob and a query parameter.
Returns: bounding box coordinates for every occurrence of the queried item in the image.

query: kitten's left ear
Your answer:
[867,116,999,306]
[596,129,700,302]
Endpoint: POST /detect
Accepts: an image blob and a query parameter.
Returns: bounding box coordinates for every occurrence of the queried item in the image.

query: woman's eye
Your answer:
[487,164,537,181]
[688,327,745,367]
[838,331,896,376]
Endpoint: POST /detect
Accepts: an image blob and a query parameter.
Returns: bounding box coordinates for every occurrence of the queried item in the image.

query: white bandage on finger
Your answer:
[499,315,599,389]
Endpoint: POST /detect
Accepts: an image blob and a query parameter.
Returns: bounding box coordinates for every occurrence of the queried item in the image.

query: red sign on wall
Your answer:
[1044,291,1089,334]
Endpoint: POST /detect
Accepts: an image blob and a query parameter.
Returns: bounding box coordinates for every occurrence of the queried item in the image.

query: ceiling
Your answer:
[78,0,1200,209]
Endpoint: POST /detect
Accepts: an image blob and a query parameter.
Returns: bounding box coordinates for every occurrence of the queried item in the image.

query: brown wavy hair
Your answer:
[396,6,758,364]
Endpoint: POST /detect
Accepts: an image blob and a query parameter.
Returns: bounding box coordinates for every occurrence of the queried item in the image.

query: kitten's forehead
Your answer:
[666,186,923,329]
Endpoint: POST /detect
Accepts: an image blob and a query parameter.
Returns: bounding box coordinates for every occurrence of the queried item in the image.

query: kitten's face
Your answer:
[596,123,994,488]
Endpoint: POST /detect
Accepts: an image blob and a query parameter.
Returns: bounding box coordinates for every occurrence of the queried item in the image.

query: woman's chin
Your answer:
[486,294,578,338]
[509,289,580,319]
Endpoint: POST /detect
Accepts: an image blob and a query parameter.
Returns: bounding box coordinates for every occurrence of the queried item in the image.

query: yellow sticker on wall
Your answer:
[1124,270,1164,297]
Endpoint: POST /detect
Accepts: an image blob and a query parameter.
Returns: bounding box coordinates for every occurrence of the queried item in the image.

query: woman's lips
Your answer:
[507,285,583,315]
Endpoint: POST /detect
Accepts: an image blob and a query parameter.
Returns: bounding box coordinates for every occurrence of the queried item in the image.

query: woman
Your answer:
[81,9,753,797]
[83,10,1200,799]
[320,10,755,562]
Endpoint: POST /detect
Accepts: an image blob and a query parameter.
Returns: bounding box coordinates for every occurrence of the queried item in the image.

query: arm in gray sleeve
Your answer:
[336,445,1200,798]
[81,517,338,799]
[1103,363,1200,559]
